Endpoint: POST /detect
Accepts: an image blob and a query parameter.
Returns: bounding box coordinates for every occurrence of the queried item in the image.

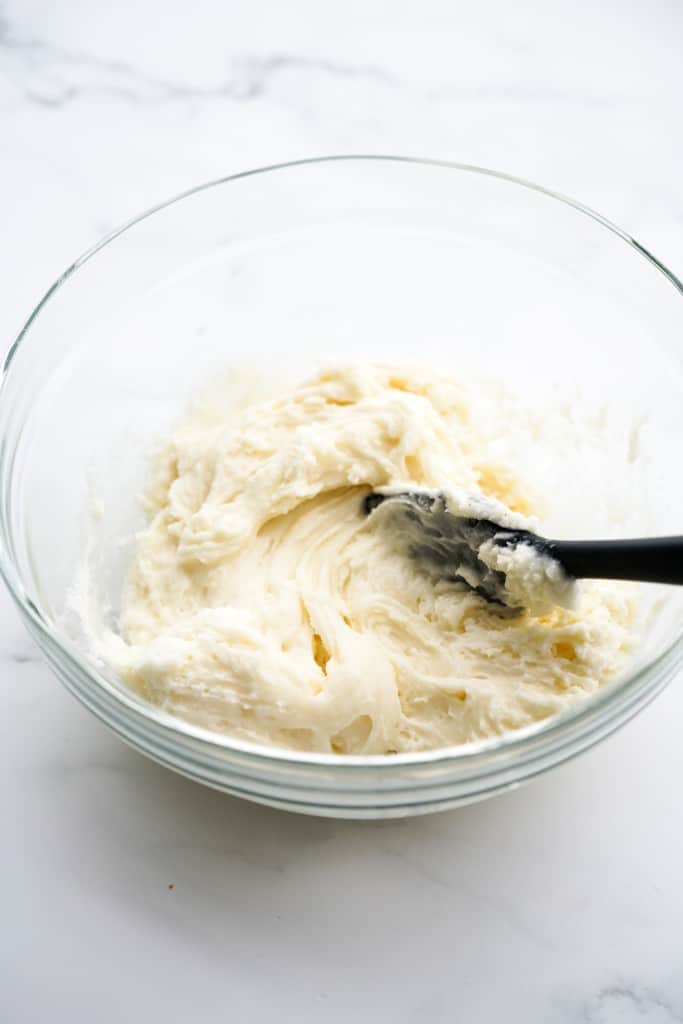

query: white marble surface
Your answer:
[2,1,683,1020]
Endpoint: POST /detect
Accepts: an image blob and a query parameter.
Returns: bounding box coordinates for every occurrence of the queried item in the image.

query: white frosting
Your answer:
[479,536,577,616]
[86,363,635,754]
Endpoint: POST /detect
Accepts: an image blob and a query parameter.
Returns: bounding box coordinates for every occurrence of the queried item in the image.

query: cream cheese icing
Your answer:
[89,363,635,754]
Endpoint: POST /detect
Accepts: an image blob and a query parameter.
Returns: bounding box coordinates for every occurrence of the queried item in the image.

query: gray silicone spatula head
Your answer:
[363,489,573,613]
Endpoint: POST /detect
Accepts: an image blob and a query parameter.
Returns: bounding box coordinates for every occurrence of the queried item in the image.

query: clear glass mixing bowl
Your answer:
[2,156,683,818]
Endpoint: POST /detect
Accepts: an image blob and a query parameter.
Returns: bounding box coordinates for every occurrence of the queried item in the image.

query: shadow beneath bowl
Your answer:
[62,733,609,949]
[15,674,681,1020]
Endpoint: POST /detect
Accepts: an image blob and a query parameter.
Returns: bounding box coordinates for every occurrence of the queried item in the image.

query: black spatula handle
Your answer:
[549,536,683,585]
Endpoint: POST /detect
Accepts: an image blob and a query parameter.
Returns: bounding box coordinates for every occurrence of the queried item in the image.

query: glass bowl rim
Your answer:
[1,152,682,772]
